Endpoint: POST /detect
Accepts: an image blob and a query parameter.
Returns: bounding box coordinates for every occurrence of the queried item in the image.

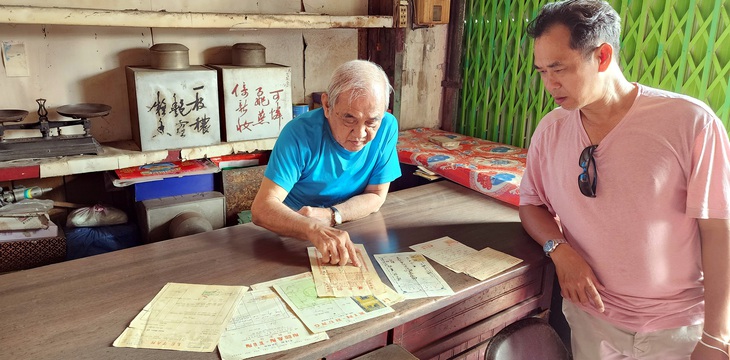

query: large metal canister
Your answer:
[150,43,190,70]
[231,43,266,67]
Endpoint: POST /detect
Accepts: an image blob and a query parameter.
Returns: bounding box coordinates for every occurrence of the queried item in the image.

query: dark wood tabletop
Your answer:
[0,181,549,360]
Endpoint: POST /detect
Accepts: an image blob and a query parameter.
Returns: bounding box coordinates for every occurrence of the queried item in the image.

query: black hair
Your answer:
[527,0,621,57]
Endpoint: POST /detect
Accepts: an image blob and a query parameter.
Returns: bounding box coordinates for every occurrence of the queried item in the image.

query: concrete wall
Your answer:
[0,0,363,143]
[0,0,448,143]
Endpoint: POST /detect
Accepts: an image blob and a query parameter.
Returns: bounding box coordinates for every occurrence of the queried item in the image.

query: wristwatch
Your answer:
[543,238,567,257]
[330,206,342,226]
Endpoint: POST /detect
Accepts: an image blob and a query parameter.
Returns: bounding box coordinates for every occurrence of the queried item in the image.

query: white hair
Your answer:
[326,59,393,112]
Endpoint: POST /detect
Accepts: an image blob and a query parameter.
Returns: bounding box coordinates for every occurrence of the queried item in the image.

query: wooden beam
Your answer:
[0,5,393,29]
[441,0,466,132]
[367,0,401,112]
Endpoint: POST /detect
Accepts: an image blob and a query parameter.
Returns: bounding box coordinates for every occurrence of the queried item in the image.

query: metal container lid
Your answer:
[150,43,190,70]
[232,43,266,67]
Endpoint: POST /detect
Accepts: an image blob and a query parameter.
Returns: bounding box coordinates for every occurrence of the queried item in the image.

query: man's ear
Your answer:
[597,43,613,72]
[321,92,331,118]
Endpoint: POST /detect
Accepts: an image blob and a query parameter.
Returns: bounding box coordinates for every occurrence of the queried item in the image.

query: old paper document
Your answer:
[255,271,404,307]
[411,237,523,281]
[250,272,313,290]
[449,247,523,281]
[273,273,394,333]
[308,244,386,297]
[409,236,477,272]
[374,253,455,299]
[1,41,30,77]
[113,282,246,352]
[218,288,329,360]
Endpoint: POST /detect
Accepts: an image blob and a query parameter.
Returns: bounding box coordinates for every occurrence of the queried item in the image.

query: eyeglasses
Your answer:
[578,145,598,197]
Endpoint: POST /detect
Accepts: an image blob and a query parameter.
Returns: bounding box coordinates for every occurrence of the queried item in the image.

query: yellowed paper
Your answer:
[1,41,30,77]
[218,288,329,360]
[253,271,404,307]
[409,236,477,272]
[250,272,312,290]
[449,247,523,281]
[372,282,407,306]
[374,253,455,299]
[308,244,386,297]
[113,282,247,352]
[273,273,394,333]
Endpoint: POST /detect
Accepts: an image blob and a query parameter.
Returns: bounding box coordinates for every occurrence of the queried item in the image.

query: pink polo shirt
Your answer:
[520,84,730,332]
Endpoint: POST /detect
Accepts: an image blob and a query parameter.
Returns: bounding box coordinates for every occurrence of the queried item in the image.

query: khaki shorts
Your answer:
[562,300,702,360]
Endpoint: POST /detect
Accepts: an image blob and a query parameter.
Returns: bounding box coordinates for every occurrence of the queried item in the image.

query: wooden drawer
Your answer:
[324,332,389,360]
[393,264,550,359]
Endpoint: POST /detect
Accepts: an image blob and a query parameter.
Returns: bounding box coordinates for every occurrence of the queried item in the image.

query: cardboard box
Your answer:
[0,220,58,242]
[0,213,50,231]
[209,153,267,170]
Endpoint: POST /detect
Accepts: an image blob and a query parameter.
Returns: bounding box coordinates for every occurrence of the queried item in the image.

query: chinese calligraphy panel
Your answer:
[212,64,293,142]
[126,65,221,151]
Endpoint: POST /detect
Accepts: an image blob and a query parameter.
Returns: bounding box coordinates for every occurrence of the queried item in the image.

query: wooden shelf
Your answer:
[0,4,392,181]
[0,5,394,29]
[0,138,277,181]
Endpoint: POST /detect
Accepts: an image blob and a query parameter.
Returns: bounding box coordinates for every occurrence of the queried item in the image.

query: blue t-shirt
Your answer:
[265,108,401,210]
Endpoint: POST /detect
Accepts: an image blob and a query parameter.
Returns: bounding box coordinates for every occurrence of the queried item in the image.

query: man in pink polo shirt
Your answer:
[519,1,730,359]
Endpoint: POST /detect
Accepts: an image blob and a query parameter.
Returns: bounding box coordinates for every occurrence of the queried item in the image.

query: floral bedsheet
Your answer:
[397,128,527,207]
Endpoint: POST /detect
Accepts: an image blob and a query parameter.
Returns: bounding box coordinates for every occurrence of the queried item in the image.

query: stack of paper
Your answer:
[113,283,246,352]
[413,165,441,181]
[112,158,220,187]
[409,236,523,281]
[218,287,329,360]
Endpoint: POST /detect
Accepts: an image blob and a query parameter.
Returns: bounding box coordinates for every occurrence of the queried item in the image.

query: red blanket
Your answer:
[397,128,527,206]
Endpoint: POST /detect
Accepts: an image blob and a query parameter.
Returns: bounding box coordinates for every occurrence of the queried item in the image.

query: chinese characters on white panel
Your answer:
[147,86,213,139]
[231,82,285,135]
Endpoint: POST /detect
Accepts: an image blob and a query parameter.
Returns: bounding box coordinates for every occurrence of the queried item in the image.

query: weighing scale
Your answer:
[0,98,109,161]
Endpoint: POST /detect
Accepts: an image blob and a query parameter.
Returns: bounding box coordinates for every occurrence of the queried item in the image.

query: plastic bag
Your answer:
[66,204,128,228]
[65,223,140,260]
[0,199,55,216]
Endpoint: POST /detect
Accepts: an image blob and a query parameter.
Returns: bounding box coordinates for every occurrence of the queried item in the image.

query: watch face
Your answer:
[334,211,342,224]
[332,207,342,225]
[543,240,555,253]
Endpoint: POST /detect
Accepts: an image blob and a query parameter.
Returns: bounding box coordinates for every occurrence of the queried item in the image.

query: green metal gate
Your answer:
[459,0,730,148]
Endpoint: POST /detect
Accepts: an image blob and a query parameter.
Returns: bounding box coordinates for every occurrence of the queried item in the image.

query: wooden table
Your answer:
[0,181,553,360]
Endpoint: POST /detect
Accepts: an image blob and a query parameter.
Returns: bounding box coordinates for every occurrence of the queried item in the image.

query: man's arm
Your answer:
[330,183,390,222]
[519,204,605,312]
[693,218,730,359]
[251,177,360,266]
[294,183,390,225]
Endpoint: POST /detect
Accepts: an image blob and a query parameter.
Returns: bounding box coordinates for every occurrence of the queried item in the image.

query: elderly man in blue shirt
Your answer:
[251,59,401,267]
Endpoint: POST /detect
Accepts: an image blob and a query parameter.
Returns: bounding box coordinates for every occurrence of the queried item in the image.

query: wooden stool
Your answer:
[353,344,419,360]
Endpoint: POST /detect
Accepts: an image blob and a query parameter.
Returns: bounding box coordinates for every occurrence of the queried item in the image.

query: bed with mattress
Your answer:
[396,128,527,207]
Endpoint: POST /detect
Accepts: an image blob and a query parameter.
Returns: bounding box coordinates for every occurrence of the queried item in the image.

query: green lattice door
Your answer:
[459,0,730,147]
